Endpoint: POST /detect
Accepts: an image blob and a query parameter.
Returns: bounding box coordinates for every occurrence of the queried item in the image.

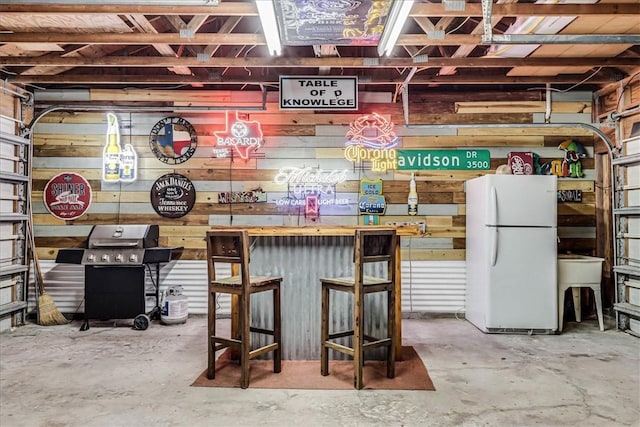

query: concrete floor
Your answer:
[1,315,638,427]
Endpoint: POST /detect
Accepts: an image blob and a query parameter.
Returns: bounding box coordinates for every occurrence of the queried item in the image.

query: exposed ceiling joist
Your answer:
[2,56,636,68]
[1,2,638,16]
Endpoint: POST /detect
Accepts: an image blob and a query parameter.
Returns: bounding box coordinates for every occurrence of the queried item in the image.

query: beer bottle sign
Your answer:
[103,113,122,181]
[120,143,137,182]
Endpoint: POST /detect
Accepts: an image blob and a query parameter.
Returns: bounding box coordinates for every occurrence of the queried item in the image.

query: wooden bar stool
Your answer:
[206,229,282,389]
[320,228,397,389]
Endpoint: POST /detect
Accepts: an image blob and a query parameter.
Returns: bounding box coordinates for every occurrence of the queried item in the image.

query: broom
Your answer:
[27,223,68,326]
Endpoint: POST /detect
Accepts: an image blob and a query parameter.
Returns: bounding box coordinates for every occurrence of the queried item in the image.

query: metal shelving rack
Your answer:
[0,131,31,324]
[612,128,640,335]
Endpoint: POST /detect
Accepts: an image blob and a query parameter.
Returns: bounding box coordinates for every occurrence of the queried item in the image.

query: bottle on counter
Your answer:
[408,172,418,216]
[103,113,121,182]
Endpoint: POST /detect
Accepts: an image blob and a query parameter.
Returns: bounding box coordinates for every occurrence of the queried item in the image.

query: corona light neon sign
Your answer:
[344,113,399,172]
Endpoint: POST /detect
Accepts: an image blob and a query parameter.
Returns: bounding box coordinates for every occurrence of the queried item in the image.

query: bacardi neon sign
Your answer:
[213,112,263,160]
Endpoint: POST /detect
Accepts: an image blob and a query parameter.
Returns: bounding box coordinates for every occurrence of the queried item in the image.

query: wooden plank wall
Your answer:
[30,89,599,263]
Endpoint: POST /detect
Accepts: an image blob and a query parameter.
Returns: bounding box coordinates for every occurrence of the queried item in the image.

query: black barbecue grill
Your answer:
[56,224,182,330]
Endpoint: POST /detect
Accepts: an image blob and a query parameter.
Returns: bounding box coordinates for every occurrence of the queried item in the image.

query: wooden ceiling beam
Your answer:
[0,33,488,46]
[8,73,619,86]
[2,56,636,68]
[0,2,256,15]
[1,2,637,16]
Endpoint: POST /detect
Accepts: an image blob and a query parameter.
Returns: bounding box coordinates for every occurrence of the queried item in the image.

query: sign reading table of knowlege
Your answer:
[396,150,491,171]
[280,76,358,111]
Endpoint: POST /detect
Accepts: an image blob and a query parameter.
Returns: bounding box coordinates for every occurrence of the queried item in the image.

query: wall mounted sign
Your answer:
[218,190,267,204]
[274,0,390,46]
[101,113,138,183]
[358,178,386,221]
[213,112,263,160]
[274,166,348,196]
[557,190,583,202]
[280,76,358,110]
[344,113,399,172]
[396,150,491,171]
[150,173,196,218]
[149,116,198,165]
[43,172,92,220]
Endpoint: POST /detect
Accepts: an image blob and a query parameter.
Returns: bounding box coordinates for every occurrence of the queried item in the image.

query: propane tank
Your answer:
[160,286,188,325]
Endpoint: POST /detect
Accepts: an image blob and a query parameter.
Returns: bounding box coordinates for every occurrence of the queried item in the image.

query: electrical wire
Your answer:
[526,67,604,93]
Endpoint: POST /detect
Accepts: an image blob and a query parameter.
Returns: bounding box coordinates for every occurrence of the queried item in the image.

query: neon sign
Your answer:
[103,113,138,182]
[274,166,348,196]
[344,113,399,172]
[213,112,263,160]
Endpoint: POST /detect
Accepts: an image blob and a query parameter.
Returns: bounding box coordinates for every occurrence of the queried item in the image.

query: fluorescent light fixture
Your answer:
[256,0,282,56]
[377,0,414,56]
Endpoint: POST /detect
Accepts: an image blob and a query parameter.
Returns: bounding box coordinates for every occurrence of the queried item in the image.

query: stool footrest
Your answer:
[213,337,241,348]
[362,338,392,350]
[324,341,355,357]
[249,342,279,359]
[328,330,353,339]
[250,326,275,335]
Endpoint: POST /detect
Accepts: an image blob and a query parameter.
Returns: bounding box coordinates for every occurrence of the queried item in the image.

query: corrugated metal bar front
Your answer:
[34,259,467,315]
[34,256,467,358]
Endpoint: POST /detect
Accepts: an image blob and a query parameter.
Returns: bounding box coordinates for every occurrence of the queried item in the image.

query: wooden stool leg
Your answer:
[387,289,396,379]
[207,289,216,379]
[273,286,282,373]
[240,293,251,389]
[353,290,364,390]
[321,285,330,376]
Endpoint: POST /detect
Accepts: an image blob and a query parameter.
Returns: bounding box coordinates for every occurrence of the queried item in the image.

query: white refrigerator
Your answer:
[465,175,558,333]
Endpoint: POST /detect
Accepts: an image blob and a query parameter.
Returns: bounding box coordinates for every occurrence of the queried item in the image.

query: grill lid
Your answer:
[87,224,159,249]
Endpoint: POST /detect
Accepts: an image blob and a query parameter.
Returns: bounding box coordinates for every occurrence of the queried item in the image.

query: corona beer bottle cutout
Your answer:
[103,113,121,182]
[120,143,137,182]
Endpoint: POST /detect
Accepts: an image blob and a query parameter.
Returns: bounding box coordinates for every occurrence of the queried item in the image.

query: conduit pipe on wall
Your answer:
[25,102,266,135]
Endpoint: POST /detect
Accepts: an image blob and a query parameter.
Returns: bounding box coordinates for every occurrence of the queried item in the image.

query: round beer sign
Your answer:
[150,173,196,218]
[149,116,198,165]
[43,172,92,220]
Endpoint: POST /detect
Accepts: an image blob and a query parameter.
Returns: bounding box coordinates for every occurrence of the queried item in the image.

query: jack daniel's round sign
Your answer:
[150,173,196,218]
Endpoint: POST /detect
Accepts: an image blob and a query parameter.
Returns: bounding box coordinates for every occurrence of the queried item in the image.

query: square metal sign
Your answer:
[280,76,358,111]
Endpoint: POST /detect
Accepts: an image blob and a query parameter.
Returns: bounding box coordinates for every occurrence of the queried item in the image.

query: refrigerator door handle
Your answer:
[489,185,497,226]
[490,226,498,266]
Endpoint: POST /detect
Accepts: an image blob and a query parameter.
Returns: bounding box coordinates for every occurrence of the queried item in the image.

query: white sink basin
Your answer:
[558,254,604,285]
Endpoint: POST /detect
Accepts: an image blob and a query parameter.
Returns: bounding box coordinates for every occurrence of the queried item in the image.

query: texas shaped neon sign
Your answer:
[213,112,263,160]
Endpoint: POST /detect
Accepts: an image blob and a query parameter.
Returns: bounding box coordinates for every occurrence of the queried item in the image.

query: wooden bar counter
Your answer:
[209,225,423,360]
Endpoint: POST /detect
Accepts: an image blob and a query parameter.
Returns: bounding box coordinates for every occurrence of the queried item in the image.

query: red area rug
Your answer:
[191,346,435,390]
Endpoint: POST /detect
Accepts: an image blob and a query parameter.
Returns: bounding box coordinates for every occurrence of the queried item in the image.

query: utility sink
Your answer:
[557,254,605,332]
[558,254,604,285]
